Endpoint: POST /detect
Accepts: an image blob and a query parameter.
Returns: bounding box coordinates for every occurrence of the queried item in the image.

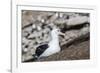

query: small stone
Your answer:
[28,34,35,39]
[24,48,28,52]
[41,19,45,23]
[32,24,36,29]
[37,26,41,31]
[22,31,29,37]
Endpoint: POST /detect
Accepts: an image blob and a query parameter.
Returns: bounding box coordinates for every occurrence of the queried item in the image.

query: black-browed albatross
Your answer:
[32,28,65,60]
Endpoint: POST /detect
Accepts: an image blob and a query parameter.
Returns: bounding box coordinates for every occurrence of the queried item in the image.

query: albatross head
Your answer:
[51,28,65,38]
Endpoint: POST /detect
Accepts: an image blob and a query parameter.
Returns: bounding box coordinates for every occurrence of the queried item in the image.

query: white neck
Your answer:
[51,33,59,45]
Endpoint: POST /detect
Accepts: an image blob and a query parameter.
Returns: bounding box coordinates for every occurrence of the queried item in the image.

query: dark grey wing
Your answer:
[35,44,49,57]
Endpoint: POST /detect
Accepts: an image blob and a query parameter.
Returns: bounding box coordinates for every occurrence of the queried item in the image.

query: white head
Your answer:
[51,28,65,39]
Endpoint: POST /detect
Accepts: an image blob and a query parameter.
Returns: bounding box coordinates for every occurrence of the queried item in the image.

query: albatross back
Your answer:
[35,44,49,57]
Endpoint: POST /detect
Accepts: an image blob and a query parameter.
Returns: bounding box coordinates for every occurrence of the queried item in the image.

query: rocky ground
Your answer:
[22,10,90,62]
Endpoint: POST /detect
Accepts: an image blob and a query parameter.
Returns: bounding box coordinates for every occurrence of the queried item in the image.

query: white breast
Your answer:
[39,38,61,57]
[39,28,61,58]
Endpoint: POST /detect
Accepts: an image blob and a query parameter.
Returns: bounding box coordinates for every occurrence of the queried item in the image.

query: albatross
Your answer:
[32,28,65,60]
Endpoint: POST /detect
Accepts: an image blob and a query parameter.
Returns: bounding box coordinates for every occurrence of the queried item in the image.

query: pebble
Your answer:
[24,48,28,52]
[32,24,36,29]
[41,19,45,23]
[37,26,41,31]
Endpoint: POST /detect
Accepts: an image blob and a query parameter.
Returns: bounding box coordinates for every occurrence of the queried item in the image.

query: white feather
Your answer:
[39,28,61,57]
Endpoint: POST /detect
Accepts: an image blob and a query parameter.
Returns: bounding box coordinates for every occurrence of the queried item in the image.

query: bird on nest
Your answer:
[31,27,65,61]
